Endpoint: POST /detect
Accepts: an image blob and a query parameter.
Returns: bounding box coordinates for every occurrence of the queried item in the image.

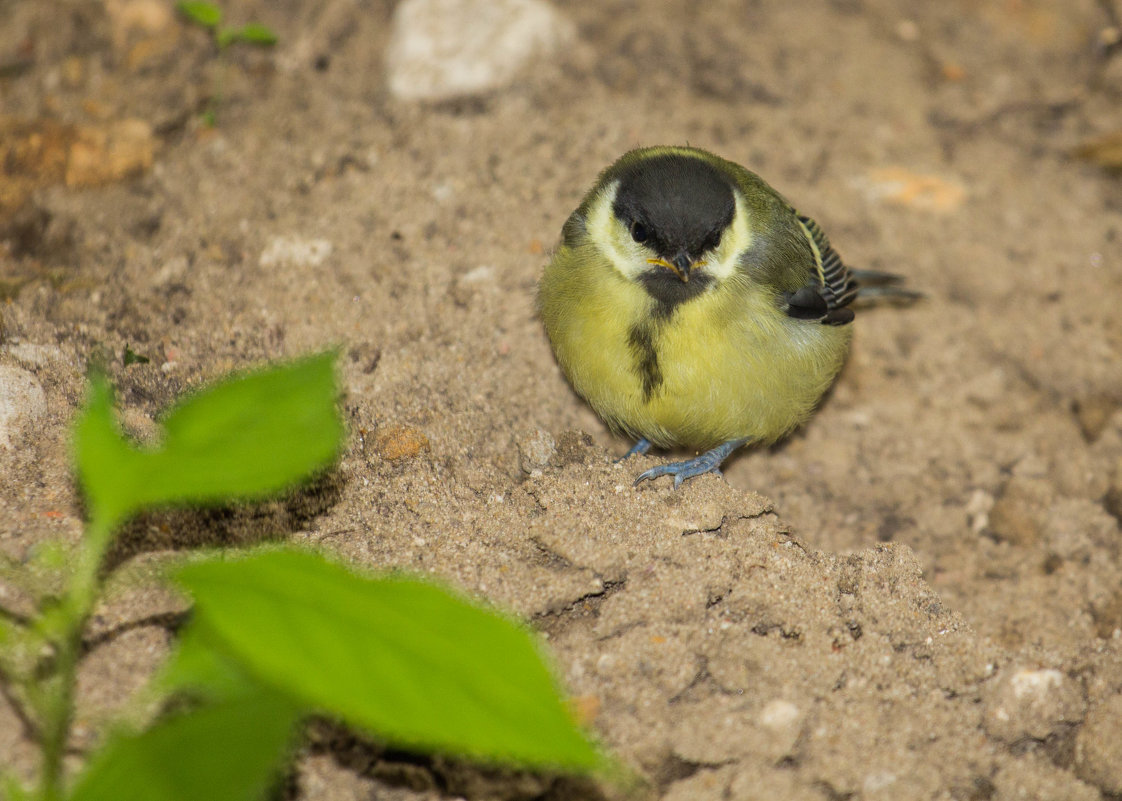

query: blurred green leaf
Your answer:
[157,620,260,704]
[32,540,71,573]
[176,549,603,771]
[1,773,33,801]
[73,352,343,529]
[73,373,137,528]
[233,23,278,46]
[214,27,237,49]
[122,345,149,367]
[146,353,341,498]
[68,689,300,801]
[176,1,222,28]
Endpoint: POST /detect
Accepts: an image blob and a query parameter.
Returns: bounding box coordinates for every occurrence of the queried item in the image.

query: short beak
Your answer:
[646,253,703,283]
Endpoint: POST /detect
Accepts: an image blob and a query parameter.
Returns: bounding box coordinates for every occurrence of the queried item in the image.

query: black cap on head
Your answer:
[611,153,736,261]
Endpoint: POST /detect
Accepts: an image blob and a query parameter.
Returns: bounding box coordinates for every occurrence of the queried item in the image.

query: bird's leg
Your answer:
[618,438,652,462]
[634,438,751,489]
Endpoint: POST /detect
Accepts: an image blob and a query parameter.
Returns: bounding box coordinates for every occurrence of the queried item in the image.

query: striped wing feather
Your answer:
[791,214,858,325]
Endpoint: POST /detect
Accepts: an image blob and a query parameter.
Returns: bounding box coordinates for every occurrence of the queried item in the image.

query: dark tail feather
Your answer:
[856,285,925,303]
[851,268,923,304]
[851,268,907,286]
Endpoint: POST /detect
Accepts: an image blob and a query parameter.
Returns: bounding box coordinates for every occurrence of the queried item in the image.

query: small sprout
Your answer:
[177,1,277,50]
[177,1,223,29]
[226,22,279,47]
[123,344,150,366]
[175,1,278,123]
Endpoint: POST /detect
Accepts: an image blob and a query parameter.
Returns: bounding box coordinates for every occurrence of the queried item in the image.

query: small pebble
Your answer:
[65,119,154,187]
[259,236,333,268]
[982,667,1084,742]
[372,425,430,461]
[855,166,966,214]
[518,429,556,472]
[5,343,63,369]
[759,699,800,730]
[964,488,994,533]
[895,19,919,42]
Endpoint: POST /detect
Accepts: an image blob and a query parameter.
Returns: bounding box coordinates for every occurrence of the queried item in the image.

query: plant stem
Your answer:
[38,515,116,801]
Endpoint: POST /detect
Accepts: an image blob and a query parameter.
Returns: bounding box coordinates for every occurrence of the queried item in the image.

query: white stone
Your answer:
[461,265,494,283]
[5,343,63,369]
[863,772,898,792]
[983,666,1085,742]
[965,487,994,533]
[0,366,47,449]
[259,236,333,268]
[1011,668,1063,699]
[519,429,556,472]
[385,0,574,101]
[759,699,800,729]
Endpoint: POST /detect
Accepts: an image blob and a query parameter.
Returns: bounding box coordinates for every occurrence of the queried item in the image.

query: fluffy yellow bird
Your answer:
[539,145,910,487]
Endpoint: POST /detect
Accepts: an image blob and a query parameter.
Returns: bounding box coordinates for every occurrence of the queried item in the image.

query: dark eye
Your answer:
[630,221,649,243]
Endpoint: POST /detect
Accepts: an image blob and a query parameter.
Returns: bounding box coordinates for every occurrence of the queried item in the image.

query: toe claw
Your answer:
[633,465,666,485]
[631,438,749,489]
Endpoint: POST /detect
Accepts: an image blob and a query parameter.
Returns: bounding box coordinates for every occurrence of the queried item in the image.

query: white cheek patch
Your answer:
[587,181,648,281]
[704,191,752,281]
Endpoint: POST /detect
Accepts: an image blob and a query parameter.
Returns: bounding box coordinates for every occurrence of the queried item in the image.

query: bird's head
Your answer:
[583,148,753,305]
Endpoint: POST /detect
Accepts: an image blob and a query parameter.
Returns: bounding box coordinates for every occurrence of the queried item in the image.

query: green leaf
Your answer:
[176,549,603,771]
[157,619,259,703]
[176,1,222,28]
[73,373,139,528]
[69,689,301,801]
[122,345,149,366]
[232,23,278,46]
[1,773,33,801]
[214,27,237,49]
[147,352,342,498]
[74,352,343,529]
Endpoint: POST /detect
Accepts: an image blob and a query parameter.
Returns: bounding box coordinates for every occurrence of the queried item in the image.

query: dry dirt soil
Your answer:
[3,1,1122,799]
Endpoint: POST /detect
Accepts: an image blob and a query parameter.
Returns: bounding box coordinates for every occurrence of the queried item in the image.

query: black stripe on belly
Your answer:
[628,323,662,401]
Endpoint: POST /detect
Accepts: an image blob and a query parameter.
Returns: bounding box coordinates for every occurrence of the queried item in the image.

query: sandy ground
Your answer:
[2,0,1122,798]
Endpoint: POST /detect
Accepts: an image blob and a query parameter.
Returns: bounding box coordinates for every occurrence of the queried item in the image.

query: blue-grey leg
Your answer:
[619,438,652,461]
[634,438,751,489]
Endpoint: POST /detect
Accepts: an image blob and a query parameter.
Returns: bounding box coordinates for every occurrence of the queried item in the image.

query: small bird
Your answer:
[539,145,912,487]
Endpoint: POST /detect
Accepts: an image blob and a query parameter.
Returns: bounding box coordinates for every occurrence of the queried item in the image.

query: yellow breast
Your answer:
[540,245,852,450]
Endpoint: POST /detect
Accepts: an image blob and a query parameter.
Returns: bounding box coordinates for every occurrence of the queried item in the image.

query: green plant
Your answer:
[177,2,278,49]
[175,1,278,125]
[0,353,603,801]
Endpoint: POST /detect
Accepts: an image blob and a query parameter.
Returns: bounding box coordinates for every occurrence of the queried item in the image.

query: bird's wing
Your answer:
[787,214,858,326]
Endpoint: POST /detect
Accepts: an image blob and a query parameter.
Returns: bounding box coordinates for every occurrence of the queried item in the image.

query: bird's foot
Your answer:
[617,438,652,463]
[634,438,750,489]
